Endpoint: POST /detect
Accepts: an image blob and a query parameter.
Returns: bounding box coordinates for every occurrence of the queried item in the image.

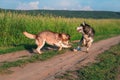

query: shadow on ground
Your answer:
[12,44,59,54]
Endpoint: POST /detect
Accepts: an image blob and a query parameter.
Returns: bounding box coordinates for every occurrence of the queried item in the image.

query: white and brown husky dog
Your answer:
[77,22,95,53]
[23,31,71,54]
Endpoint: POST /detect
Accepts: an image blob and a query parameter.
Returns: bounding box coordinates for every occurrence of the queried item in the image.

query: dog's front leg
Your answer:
[83,39,86,46]
[61,43,71,48]
[58,43,71,51]
[54,41,63,51]
[58,41,63,51]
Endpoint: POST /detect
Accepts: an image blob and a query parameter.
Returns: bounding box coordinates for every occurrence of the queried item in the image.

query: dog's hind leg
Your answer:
[59,46,62,51]
[86,45,90,53]
[86,38,93,53]
[36,39,45,54]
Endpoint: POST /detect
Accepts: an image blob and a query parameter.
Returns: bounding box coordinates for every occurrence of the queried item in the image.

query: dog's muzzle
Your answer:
[77,27,83,32]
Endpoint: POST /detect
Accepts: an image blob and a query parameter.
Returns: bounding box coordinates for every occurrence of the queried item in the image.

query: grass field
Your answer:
[0,12,120,54]
[0,11,120,75]
[55,43,120,80]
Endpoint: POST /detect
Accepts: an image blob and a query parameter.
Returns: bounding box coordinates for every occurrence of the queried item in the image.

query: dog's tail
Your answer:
[23,31,36,39]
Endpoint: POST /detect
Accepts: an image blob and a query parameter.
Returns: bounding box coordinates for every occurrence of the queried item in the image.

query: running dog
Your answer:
[77,22,95,53]
[23,31,71,54]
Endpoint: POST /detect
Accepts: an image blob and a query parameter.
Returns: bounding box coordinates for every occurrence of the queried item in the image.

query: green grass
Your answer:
[0,46,24,54]
[0,11,120,74]
[56,43,120,80]
[0,12,120,54]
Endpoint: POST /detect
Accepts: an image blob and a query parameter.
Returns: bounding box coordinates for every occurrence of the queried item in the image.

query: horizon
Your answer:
[0,0,120,12]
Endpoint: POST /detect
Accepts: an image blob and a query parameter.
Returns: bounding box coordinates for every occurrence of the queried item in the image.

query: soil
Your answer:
[0,36,120,80]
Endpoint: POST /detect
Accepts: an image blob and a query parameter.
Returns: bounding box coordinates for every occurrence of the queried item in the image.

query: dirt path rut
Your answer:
[0,36,120,80]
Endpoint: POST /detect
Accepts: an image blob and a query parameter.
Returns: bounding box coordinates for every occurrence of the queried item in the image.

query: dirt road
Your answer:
[0,36,120,80]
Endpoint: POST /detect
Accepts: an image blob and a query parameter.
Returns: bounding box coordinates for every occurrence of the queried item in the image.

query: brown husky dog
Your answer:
[23,31,71,54]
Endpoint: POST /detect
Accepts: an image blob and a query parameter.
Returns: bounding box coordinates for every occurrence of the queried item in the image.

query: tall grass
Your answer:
[0,12,120,51]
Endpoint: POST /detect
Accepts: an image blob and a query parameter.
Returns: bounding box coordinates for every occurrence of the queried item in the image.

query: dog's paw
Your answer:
[73,48,78,52]
[86,51,89,53]
[36,49,43,54]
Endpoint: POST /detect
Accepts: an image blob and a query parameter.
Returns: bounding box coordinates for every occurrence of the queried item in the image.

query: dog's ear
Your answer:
[82,21,86,26]
[80,21,86,27]
[58,33,62,38]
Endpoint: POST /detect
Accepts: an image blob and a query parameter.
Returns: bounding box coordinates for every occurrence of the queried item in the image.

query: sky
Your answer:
[0,0,120,12]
